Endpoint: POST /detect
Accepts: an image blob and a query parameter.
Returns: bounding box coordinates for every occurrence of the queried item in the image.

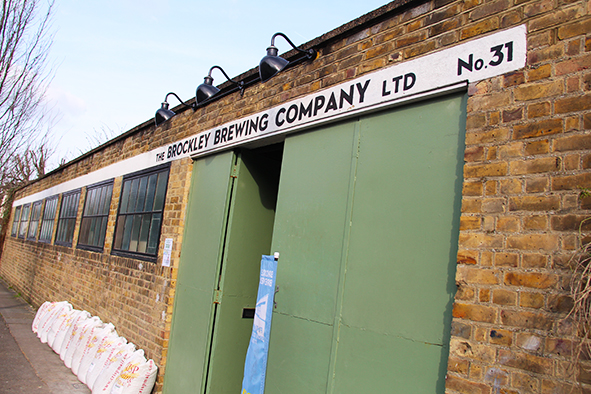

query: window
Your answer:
[55,190,81,246]
[18,204,30,239]
[78,181,113,251]
[27,201,43,240]
[39,196,58,243]
[11,206,21,237]
[113,165,169,260]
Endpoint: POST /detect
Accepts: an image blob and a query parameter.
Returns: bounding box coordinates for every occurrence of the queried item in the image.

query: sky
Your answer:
[44,0,390,167]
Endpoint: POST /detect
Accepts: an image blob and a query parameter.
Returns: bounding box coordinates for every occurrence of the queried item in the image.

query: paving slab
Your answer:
[0,278,90,394]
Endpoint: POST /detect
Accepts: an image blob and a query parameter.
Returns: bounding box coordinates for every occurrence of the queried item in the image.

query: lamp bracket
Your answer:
[208,66,245,97]
[270,32,316,60]
[164,92,195,111]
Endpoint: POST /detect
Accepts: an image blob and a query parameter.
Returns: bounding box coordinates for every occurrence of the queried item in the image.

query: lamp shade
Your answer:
[155,102,175,127]
[259,46,289,82]
[196,75,221,104]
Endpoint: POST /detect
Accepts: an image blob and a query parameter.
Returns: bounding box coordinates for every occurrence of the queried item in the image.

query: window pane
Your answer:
[121,215,134,251]
[128,214,142,252]
[11,207,21,236]
[137,214,151,253]
[97,217,108,247]
[100,185,113,215]
[135,177,148,213]
[120,180,131,214]
[128,179,139,213]
[153,172,168,211]
[146,213,162,255]
[144,174,157,214]
[113,217,125,249]
[28,202,42,240]
[19,205,30,238]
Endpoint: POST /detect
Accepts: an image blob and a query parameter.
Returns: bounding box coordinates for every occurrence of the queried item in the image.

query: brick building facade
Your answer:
[1,0,590,393]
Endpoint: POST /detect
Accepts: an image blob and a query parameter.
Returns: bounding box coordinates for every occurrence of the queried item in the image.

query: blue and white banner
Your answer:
[241,255,278,394]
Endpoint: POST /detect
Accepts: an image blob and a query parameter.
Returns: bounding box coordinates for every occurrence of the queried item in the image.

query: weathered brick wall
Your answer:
[1,0,590,392]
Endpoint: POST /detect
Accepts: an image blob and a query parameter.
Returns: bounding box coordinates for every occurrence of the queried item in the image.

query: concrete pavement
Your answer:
[0,277,90,394]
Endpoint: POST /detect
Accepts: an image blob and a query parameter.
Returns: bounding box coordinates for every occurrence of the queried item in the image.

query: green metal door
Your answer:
[163,151,235,394]
[164,149,280,394]
[266,93,466,393]
[265,120,360,393]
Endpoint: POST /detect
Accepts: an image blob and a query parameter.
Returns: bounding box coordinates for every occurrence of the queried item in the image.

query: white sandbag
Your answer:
[52,309,87,354]
[71,321,111,375]
[64,316,102,369]
[47,306,74,348]
[85,336,128,390]
[59,311,91,359]
[91,345,137,394]
[32,301,52,333]
[36,301,68,338]
[110,353,158,394]
[40,302,72,343]
[77,324,117,383]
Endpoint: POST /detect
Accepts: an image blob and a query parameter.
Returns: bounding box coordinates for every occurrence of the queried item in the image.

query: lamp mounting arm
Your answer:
[208,66,245,97]
[270,32,316,60]
[164,92,195,110]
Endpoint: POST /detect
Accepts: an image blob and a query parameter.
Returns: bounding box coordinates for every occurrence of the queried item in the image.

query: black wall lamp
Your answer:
[259,32,316,83]
[154,92,194,127]
[196,65,245,105]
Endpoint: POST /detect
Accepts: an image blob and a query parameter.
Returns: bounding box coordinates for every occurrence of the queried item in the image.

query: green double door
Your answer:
[163,92,466,394]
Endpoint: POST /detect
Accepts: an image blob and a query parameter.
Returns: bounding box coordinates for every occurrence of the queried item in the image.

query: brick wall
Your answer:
[1,0,590,392]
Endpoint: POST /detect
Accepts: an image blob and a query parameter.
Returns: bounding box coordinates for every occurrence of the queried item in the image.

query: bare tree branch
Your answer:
[0,0,56,249]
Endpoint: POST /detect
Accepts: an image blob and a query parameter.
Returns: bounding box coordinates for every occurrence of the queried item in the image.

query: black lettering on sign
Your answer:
[286,104,298,123]
[356,79,370,103]
[314,95,325,116]
[275,107,286,127]
[249,117,259,134]
[458,41,514,76]
[228,125,234,141]
[236,121,246,137]
[299,100,313,120]
[382,73,416,97]
[339,85,354,109]
[260,114,269,131]
[325,92,338,113]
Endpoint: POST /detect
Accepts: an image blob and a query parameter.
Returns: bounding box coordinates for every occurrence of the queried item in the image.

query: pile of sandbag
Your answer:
[32,301,158,394]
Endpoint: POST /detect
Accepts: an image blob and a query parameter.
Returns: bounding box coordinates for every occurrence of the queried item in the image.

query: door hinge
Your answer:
[230,164,239,178]
[213,289,222,304]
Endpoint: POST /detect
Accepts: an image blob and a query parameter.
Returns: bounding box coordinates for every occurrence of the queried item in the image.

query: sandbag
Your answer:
[52,309,87,354]
[72,322,114,376]
[47,306,74,348]
[40,302,72,343]
[64,316,102,369]
[85,336,128,390]
[32,301,52,333]
[36,301,69,339]
[110,353,158,394]
[77,323,117,383]
[91,343,136,393]
[59,310,91,359]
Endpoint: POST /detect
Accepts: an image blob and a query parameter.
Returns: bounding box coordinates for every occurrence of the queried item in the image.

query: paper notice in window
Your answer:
[162,238,173,267]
